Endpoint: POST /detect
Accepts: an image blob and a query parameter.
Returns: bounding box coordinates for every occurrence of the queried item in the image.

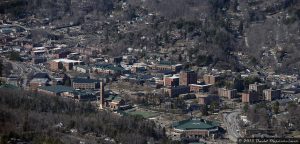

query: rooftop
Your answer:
[33,73,50,79]
[73,78,100,84]
[52,59,82,63]
[30,78,49,83]
[173,118,219,130]
[158,61,182,66]
[39,85,75,94]
[94,63,125,71]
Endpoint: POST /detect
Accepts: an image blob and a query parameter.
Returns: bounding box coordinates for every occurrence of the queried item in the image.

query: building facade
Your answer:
[249,82,267,100]
[197,94,220,105]
[164,86,190,97]
[203,74,220,85]
[218,88,238,99]
[72,78,100,90]
[263,89,281,101]
[172,118,219,140]
[189,84,211,93]
[242,91,259,104]
[164,75,179,87]
[49,59,83,71]
[179,70,197,86]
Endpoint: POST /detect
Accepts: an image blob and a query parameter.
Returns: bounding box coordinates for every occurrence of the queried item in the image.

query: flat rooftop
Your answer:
[52,59,82,63]
[173,118,219,130]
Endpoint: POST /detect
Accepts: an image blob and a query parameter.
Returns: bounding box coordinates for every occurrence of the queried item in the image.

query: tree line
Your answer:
[0,88,169,144]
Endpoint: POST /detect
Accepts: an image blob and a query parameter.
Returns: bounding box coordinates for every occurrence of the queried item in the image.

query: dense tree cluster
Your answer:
[244,101,300,136]
[0,89,168,144]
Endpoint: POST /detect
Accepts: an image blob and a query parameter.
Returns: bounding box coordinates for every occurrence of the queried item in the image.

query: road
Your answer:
[223,110,242,142]
[5,60,47,88]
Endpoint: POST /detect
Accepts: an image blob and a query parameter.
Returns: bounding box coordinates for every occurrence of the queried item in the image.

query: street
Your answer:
[223,110,242,142]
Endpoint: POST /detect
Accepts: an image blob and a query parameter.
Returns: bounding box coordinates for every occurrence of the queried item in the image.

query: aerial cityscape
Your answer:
[0,0,300,144]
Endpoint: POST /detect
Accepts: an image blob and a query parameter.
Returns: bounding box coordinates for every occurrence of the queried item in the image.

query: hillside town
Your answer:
[1,0,300,143]
[1,18,300,144]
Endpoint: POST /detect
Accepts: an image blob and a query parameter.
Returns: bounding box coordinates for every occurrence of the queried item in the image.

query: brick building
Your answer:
[164,86,190,97]
[203,74,220,85]
[49,59,84,71]
[179,70,197,86]
[29,78,49,90]
[189,84,211,93]
[197,93,220,105]
[263,89,281,101]
[249,83,267,100]
[164,75,179,87]
[242,91,259,104]
[218,88,238,99]
[72,78,100,90]
[149,61,182,72]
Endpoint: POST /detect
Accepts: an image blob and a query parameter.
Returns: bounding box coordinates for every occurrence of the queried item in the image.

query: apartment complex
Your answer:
[218,88,238,99]
[203,74,220,85]
[249,83,267,97]
[263,89,281,101]
[179,70,197,86]
[242,91,259,104]
[164,75,179,87]
[197,93,220,105]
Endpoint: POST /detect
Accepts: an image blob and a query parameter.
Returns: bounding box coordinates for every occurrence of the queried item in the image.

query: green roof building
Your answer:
[172,118,219,140]
[38,85,75,96]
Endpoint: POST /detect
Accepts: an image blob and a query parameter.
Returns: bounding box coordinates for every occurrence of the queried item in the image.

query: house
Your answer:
[105,95,125,111]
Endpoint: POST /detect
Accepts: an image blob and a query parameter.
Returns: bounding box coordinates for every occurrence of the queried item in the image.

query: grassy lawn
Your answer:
[126,109,159,119]
[290,131,300,138]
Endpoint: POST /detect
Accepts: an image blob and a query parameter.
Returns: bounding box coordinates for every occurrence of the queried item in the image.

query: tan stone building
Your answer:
[218,88,238,99]
[263,89,281,101]
[203,74,220,85]
[242,91,259,104]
